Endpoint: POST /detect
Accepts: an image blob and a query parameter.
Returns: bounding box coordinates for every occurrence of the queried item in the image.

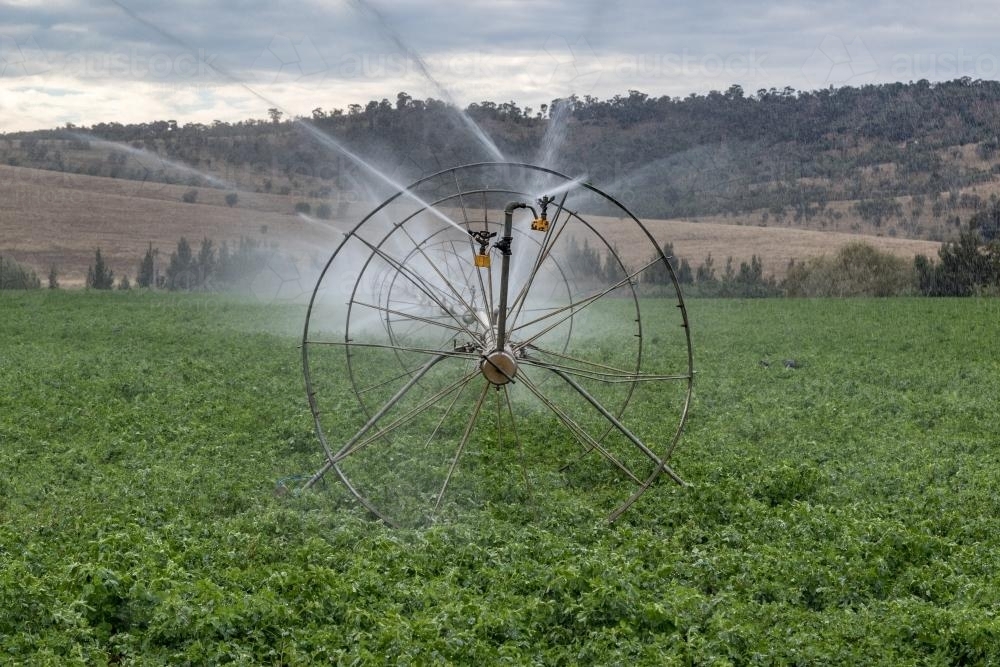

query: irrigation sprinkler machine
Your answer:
[299,163,693,526]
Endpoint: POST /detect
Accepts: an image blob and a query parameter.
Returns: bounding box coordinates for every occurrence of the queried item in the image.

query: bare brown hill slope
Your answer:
[0,164,940,286]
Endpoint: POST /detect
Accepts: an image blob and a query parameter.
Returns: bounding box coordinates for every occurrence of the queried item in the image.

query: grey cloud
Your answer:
[2,0,1000,131]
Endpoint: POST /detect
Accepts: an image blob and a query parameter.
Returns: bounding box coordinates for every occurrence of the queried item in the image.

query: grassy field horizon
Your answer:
[2,291,999,663]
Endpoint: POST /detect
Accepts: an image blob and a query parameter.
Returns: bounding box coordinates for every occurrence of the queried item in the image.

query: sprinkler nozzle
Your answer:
[469,229,496,267]
[532,195,556,232]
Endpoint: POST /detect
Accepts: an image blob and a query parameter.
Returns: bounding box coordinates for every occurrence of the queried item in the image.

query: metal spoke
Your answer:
[512,258,661,349]
[517,372,642,485]
[483,191,496,318]
[353,300,468,335]
[512,256,658,333]
[305,354,450,487]
[495,388,503,450]
[503,385,533,501]
[453,169,471,227]
[350,233,482,341]
[447,240,484,311]
[304,339,479,361]
[521,356,691,384]
[434,380,490,511]
[357,361,443,395]
[523,344,639,375]
[334,368,481,464]
[388,299,457,312]
[422,372,475,449]
[395,222,483,326]
[389,265,468,320]
[454,168,492,316]
[543,366,687,486]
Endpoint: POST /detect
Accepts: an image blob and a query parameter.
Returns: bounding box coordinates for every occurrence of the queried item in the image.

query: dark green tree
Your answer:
[722,256,736,283]
[644,242,676,286]
[86,248,115,290]
[137,244,155,288]
[566,238,602,280]
[970,199,1000,242]
[676,258,693,284]
[196,238,215,286]
[696,254,717,284]
[914,254,935,294]
[166,237,194,290]
[603,246,625,283]
[933,230,995,295]
[738,255,764,285]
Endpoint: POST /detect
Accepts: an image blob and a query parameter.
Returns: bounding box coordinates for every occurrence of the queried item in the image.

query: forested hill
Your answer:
[6,77,1000,240]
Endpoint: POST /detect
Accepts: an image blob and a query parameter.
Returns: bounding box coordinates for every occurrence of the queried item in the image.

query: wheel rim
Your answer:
[302,163,694,526]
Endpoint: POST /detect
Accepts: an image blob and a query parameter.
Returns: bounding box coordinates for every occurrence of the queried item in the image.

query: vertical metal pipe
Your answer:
[494,205,518,351]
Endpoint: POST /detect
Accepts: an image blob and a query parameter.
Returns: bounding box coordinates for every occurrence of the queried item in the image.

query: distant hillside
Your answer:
[0,164,336,287]
[0,163,940,287]
[14,78,1000,283]
[4,79,1000,245]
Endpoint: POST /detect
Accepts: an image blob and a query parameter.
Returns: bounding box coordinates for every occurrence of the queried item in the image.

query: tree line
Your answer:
[644,200,1000,297]
[80,236,280,291]
[25,196,1000,297]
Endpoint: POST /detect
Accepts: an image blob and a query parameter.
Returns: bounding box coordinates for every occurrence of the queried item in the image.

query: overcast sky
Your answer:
[1,0,998,132]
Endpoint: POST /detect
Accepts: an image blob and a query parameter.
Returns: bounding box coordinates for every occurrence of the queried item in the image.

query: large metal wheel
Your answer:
[302,163,693,526]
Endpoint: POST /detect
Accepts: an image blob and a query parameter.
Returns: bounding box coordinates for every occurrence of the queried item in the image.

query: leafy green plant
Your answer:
[1,293,999,663]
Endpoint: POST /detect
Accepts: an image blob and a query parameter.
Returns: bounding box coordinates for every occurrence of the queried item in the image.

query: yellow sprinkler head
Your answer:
[474,253,491,268]
[531,218,550,232]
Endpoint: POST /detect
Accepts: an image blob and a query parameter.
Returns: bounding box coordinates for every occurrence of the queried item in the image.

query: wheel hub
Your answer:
[480,348,518,385]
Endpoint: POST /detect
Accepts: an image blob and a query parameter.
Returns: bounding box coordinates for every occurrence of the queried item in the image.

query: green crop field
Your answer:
[2,292,1000,664]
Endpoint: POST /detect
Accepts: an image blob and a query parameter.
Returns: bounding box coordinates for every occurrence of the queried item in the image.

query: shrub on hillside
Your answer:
[783,243,915,297]
[0,256,42,290]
